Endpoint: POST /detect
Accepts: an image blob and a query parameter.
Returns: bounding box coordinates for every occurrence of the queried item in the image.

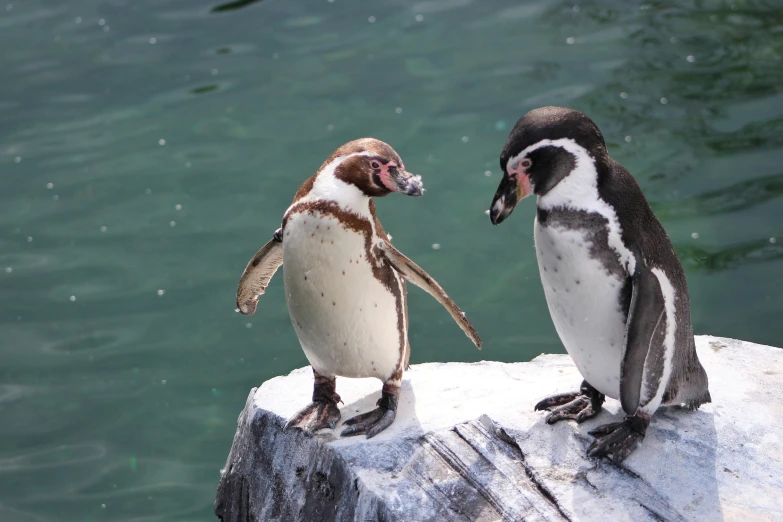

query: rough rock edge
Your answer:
[215,336,783,522]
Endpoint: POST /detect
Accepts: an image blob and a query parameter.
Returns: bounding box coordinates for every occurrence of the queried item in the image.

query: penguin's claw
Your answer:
[587,415,649,464]
[284,401,341,435]
[534,391,581,411]
[544,396,601,424]
[536,381,606,424]
[341,407,396,438]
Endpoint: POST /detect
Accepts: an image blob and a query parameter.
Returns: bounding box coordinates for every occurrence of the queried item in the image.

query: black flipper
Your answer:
[620,255,666,415]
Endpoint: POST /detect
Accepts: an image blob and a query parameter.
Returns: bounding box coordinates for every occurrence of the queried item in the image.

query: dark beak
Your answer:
[489,174,519,225]
[389,169,424,196]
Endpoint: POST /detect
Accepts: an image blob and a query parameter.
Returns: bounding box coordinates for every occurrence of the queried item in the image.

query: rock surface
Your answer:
[215,336,783,521]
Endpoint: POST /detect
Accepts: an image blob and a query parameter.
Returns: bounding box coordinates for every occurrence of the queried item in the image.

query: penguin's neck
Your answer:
[297,154,372,220]
[537,144,601,213]
[536,146,637,275]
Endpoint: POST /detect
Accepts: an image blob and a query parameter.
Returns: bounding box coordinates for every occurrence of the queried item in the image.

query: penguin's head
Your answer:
[489,106,607,225]
[326,138,423,198]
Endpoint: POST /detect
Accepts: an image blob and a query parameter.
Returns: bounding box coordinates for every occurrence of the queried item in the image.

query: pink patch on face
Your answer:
[508,160,533,199]
[378,162,399,191]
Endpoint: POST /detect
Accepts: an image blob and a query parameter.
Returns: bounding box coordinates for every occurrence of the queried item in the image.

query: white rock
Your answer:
[215,336,783,521]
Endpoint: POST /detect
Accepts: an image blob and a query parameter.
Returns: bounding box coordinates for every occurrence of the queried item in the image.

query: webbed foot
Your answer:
[341,383,399,439]
[534,380,605,424]
[285,401,341,434]
[587,413,650,464]
[284,369,341,435]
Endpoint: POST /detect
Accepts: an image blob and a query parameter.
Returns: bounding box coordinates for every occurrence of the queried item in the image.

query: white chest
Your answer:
[282,209,405,380]
[534,219,628,399]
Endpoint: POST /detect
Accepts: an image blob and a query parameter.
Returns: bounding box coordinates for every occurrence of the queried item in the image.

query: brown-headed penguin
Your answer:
[237,138,481,438]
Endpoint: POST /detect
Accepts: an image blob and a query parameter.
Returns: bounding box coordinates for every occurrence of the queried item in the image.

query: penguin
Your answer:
[236,138,481,438]
[488,106,710,463]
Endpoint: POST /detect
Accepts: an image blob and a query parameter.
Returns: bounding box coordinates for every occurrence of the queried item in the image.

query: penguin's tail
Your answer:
[664,337,711,409]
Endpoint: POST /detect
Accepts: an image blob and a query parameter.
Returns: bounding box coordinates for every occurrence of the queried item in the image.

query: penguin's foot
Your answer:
[587,413,650,464]
[284,369,341,435]
[284,401,341,435]
[341,384,399,439]
[534,380,605,424]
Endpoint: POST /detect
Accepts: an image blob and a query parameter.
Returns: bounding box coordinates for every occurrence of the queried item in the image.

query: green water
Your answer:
[1,0,782,519]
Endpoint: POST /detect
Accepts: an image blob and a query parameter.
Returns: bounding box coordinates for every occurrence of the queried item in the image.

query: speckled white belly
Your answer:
[283,210,404,380]
[534,220,627,399]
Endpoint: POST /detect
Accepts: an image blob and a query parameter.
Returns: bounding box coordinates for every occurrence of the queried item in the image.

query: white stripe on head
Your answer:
[639,268,677,414]
[512,138,636,275]
[286,151,375,220]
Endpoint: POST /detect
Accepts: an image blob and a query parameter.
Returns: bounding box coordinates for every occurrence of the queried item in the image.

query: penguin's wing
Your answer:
[377,241,482,349]
[236,228,284,316]
[620,257,666,414]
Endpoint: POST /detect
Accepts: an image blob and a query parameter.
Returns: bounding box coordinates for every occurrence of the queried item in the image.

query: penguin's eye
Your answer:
[371,161,380,169]
[521,159,532,169]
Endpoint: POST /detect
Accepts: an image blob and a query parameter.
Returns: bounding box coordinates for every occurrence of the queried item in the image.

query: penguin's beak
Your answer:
[387,167,424,197]
[489,171,531,225]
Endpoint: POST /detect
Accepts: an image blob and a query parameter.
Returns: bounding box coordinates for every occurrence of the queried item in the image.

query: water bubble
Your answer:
[272,53,279,60]
[149,37,157,44]
[327,124,335,131]
[53,195,59,201]
[100,226,107,232]
[158,138,166,146]
[145,188,152,194]
[415,14,423,22]
[211,68,219,75]
[572,5,580,11]
[432,243,441,250]
[27,236,33,242]
[5,267,11,273]
[670,37,677,44]
[328,0,334,3]
[103,25,110,32]
[157,289,165,296]
[484,209,490,215]
[185,162,191,168]
[368,16,376,23]
[162,380,167,384]
[494,120,507,131]
[175,204,182,210]
[461,136,469,143]
[484,170,492,177]
[98,18,105,26]
[395,107,402,114]
[620,92,628,99]
[75,16,82,23]
[566,37,575,45]
[101,504,106,509]
[14,156,21,163]
[70,295,76,301]
[624,136,632,143]
[660,97,668,104]
[46,182,54,189]
[691,232,699,239]
[770,237,777,244]
[686,55,695,63]
[169,221,176,227]
[246,323,252,328]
